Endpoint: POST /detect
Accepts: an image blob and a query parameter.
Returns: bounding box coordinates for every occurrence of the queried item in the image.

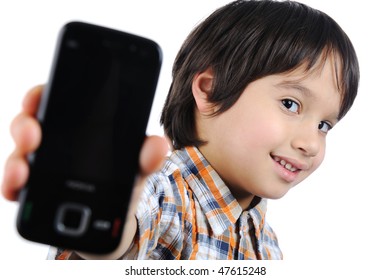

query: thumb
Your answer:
[139,135,169,176]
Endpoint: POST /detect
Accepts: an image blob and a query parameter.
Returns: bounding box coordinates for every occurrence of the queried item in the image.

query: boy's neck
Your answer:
[197,144,257,211]
[233,192,258,211]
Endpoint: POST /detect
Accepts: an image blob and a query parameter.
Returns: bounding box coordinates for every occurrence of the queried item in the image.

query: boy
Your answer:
[1,0,359,260]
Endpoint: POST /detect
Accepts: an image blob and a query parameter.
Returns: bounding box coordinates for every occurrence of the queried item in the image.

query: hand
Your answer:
[1,85,168,259]
[1,85,43,201]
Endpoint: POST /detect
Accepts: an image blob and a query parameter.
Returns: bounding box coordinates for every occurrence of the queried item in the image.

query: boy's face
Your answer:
[197,57,341,207]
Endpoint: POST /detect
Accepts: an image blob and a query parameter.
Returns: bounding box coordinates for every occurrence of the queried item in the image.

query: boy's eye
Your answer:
[282,99,299,113]
[318,121,332,133]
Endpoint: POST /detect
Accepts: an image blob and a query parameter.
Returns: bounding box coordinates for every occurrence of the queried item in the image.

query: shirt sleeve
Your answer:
[48,247,83,260]
[121,174,165,259]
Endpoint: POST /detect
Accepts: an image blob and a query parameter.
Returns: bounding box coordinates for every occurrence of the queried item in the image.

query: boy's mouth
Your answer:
[272,156,301,172]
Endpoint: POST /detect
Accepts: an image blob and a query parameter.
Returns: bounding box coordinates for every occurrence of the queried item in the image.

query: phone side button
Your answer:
[55,203,91,237]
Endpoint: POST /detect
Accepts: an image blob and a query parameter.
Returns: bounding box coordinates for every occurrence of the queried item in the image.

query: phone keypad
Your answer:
[55,203,91,237]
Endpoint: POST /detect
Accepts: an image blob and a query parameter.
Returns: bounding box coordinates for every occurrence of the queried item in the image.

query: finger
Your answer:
[1,155,29,201]
[139,135,169,175]
[22,85,43,115]
[10,113,42,154]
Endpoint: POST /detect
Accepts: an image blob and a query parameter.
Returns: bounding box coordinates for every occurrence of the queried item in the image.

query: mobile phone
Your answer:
[16,21,162,254]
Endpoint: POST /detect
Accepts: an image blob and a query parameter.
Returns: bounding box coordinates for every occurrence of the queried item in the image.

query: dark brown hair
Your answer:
[161,0,360,149]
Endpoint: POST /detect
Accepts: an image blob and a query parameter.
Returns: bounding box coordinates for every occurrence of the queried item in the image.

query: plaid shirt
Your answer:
[51,146,282,260]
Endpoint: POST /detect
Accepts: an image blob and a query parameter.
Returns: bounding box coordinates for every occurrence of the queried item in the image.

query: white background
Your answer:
[0,0,390,279]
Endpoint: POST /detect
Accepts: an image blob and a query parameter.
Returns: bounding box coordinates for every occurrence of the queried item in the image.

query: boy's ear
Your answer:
[192,68,215,114]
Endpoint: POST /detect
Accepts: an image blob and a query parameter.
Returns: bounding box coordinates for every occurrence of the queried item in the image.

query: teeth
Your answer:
[273,156,298,172]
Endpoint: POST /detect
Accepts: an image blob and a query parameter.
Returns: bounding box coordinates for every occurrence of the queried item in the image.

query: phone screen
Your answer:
[17,22,161,253]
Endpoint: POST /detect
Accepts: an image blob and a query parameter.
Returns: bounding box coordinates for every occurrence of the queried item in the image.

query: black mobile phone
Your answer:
[16,22,162,254]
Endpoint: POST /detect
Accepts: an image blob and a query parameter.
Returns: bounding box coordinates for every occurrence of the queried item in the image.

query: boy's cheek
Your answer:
[307,152,326,177]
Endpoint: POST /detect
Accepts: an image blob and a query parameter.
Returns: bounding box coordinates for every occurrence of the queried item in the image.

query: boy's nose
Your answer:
[291,124,321,157]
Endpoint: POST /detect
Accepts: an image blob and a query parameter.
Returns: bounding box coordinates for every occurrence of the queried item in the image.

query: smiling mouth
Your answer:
[272,156,300,172]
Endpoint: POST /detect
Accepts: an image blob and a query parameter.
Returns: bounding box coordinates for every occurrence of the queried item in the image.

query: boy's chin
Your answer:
[259,186,293,200]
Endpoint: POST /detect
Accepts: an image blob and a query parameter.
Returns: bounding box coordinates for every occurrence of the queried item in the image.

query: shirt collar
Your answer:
[173,146,267,236]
